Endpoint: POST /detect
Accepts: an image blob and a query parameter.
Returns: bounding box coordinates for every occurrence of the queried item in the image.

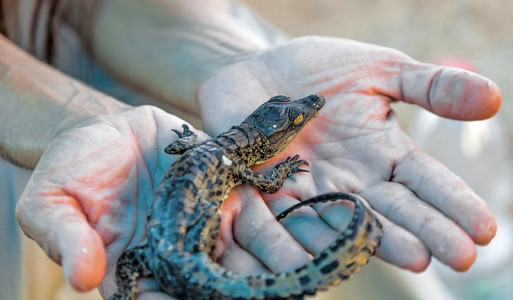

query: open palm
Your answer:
[15,106,207,298]
[15,36,501,299]
[198,36,500,274]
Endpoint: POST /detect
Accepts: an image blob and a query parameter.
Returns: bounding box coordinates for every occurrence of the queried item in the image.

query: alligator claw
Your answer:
[171,128,183,137]
[172,124,195,138]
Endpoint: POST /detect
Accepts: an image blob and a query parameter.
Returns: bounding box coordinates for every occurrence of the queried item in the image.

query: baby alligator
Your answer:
[109,95,383,300]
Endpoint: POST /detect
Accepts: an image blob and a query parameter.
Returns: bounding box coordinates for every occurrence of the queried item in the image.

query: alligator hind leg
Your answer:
[165,124,199,154]
[108,245,153,300]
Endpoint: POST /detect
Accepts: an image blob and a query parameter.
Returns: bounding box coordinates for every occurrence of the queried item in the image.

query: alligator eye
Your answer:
[293,114,304,125]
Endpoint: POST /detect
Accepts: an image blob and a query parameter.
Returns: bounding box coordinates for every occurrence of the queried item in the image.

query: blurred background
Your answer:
[22,1,513,299]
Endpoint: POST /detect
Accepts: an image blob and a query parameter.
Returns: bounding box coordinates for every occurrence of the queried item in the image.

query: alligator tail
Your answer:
[184,192,383,300]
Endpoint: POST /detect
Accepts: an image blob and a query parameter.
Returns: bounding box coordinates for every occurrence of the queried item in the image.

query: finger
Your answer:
[16,181,106,291]
[269,192,431,272]
[231,186,310,273]
[219,240,270,275]
[295,191,432,272]
[392,150,497,246]
[360,182,477,271]
[372,213,431,272]
[217,188,271,275]
[378,54,501,120]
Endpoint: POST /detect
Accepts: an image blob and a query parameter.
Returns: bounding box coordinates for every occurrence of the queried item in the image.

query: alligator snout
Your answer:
[302,94,326,110]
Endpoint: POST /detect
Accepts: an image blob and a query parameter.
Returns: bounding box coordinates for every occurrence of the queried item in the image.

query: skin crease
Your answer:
[16,38,500,298]
[198,37,499,275]
[2,2,500,299]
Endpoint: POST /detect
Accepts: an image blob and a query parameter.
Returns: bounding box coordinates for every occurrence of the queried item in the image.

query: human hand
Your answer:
[15,105,212,299]
[198,36,501,273]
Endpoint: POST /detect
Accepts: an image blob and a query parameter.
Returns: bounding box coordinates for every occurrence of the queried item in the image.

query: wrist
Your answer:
[0,35,130,169]
[1,89,129,170]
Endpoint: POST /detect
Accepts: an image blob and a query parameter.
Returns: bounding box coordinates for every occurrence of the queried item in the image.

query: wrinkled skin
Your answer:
[16,37,500,299]
[200,37,500,274]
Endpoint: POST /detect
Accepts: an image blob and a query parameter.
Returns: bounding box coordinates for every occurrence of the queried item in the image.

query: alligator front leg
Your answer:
[240,154,309,193]
[165,124,199,154]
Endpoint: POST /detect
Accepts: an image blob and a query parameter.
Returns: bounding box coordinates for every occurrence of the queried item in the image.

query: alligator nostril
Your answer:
[309,94,326,108]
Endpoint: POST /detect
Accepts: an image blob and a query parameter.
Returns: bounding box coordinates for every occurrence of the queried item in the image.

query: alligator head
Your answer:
[243,94,326,161]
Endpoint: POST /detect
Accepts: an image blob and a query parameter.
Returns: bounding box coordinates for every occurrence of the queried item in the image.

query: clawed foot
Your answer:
[241,155,309,194]
[165,124,198,154]
[172,124,196,140]
[282,154,309,181]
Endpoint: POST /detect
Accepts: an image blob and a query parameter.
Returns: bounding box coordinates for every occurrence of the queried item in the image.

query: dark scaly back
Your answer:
[117,94,380,299]
[144,95,328,298]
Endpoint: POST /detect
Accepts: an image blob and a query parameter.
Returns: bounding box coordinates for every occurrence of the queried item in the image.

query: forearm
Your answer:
[87,0,288,114]
[0,35,129,169]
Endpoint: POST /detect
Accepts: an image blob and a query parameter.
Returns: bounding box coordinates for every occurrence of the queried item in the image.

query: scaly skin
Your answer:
[109,95,383,300]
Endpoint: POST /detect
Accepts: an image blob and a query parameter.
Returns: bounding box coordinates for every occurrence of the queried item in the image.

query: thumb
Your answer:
[55,221,106,291]
[378,54,502,120]
[16,182,106,291]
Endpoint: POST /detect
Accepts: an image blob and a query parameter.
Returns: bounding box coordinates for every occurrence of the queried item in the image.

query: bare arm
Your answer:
[1,1,289,293]
[3,0,500,296]
[0,35,128,168]
[84,0,288,113]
